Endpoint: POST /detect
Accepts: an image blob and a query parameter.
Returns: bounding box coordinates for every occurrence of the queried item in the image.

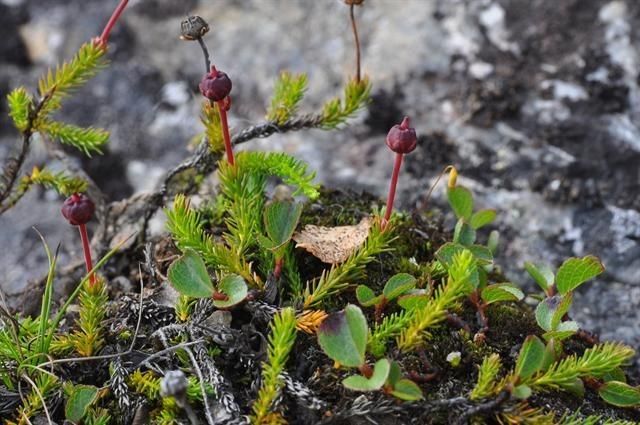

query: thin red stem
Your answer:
[98,0,129,46]
[216,100,235,166]
[274,258,283,280]
[78,224,96,286]
[349,4,361,82]
[382,153,403,230]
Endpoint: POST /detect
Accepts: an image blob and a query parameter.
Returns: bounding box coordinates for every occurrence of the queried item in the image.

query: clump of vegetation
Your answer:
[0,2,638,424]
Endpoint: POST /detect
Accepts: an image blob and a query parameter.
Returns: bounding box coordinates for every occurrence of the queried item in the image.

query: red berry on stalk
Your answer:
[385,116,417,154]
[61,193,95,226]
[199,66,232,102]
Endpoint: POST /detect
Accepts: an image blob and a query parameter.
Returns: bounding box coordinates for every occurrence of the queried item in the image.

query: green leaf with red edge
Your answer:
[598,381,640,407]
[168,249,215,298]
[515,335,546,380]
[470,209,497,229]
[447,186,474,220]
[212,274,248,308]
[555,256,604,295]
[318,304,368,367]
[342,358,390,391]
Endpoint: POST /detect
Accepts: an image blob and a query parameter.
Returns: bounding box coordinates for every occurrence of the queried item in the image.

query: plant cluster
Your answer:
[0,1,639,425]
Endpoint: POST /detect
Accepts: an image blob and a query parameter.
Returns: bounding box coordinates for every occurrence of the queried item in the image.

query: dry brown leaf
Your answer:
[293,217,372,264]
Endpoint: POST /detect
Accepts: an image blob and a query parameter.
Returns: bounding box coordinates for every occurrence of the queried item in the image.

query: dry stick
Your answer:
[21,374,52,425]
[349,4,361,82]
[182,346,216,425]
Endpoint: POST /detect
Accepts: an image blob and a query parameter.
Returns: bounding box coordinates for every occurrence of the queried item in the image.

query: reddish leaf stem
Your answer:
[78,224,96,286]
[216,99,235,166]
[382,153,403,230]
[98,0,129,46]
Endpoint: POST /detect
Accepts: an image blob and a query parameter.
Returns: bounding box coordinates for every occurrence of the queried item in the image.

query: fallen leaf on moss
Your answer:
[293,217,372,264]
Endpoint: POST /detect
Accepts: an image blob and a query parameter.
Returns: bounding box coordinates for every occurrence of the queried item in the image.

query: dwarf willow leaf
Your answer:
[391,378,423,401]
[535,294,573,332]
[525,262,555,292]
[213,274,248,308]
[342,358,390,391]
[65,385,99,422]
[598,381,640,407]
[317,304,367,367]
[512,384,532,399]
[454,219,476,245]
[356,285,381,307]
[469,209,497,229]
[168,249,215,298]
[383,273,416,300]
[263,201,303,248]
[515,335,546,380]
[555,256,604,295]
[481,283,524,305]
[447,186,473,220]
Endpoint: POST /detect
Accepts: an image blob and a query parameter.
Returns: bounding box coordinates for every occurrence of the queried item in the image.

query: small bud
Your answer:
[61,193,95,226]
[448,167,458,188]
[180,15,210,40]
[199,66,232,102]
[386,116,417,154]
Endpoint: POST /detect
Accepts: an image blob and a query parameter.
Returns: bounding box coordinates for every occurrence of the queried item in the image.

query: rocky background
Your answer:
[1,0,639,357]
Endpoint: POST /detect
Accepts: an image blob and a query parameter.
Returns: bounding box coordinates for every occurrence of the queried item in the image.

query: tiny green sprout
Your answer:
[446,172,497,247]
[356,273,416,321]
[258,200,303,279]
[385,361,423,401]
[168,249,248,308]
[343,358,390,391]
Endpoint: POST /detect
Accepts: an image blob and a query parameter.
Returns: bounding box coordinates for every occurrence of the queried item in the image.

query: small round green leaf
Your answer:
[212,274,248,308]
[65,385,99,422]
[470,209,497,230]
[382,273,417,300]
[263,201,303,248]
[318,304,368,367]
[356,285,380,307]
[481,283,524,305]
[599,381,640,407]
[391,378,424,401]
[168,249,214,298]
[515,335,545,380]
[447,186,474,220]
[524,262,554,292]
[342,359,391,391]
[511,384,532,400]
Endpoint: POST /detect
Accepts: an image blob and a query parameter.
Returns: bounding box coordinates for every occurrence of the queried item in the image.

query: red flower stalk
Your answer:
[382,116,417,230]
[95,0,130,48]
[62,193,97,286]
[200,65,235,165]
[346,0,363,83]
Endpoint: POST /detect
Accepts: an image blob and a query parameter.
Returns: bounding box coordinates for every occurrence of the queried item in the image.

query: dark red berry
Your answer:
[199,66,232,102]
[386,116,417,154]
[61,193,95,226]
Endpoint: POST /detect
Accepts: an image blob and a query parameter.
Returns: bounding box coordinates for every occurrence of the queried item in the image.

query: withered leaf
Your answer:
[293,217,372,264]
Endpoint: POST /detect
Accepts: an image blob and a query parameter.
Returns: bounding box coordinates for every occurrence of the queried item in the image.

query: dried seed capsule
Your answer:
[180,15,210,40]
[61,193,95,226]
[199,66,232,101]
[344,0,365,5]
[385,116,417,154]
